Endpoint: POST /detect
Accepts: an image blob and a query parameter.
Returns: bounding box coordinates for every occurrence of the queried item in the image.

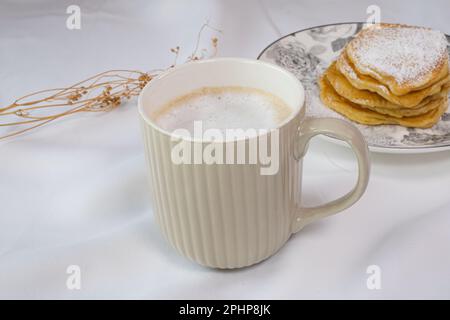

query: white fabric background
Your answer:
[0,0,449,299]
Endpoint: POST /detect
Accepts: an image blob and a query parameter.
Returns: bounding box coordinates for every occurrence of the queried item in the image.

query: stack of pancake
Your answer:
[319,23,450,128]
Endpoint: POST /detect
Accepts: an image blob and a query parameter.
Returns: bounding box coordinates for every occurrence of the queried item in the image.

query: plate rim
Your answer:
[257,21,366,59]
[257,21,450,153]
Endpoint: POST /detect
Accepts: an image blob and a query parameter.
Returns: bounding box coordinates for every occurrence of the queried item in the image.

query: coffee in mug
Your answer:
[138,58,370,269]
[153,86,293,134]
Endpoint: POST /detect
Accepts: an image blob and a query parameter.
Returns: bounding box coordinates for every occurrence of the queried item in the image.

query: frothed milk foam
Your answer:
[153,86,293,134]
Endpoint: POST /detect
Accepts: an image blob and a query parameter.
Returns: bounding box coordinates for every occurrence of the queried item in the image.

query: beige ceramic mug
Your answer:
[139,58,370,268]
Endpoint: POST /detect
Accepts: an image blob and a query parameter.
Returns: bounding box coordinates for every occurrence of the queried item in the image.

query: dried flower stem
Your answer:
[0,23,220,140]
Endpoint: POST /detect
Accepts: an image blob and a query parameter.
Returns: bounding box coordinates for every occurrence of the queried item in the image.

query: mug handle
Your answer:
[291,117,370,233]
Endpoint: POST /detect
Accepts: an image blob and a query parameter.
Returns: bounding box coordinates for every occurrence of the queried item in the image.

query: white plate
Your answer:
[258,22,450,154]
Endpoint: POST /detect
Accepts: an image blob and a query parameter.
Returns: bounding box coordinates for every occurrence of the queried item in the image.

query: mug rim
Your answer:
[138,57,305,142]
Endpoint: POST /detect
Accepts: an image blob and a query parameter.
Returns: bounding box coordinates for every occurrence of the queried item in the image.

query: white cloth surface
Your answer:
[0,0,449,299]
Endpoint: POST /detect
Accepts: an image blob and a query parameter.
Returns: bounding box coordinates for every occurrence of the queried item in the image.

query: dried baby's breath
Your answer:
[0,24,220,140]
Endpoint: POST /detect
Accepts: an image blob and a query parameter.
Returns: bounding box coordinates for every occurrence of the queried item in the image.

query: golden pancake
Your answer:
[319,76,448,128]
[345,23,449,96]
[336,53,450,108]
[360,96,447,118]
[325,61,449,117]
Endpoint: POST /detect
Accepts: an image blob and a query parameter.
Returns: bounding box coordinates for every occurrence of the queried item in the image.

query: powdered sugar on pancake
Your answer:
[347,25,448,85]
[338,54,358,80]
